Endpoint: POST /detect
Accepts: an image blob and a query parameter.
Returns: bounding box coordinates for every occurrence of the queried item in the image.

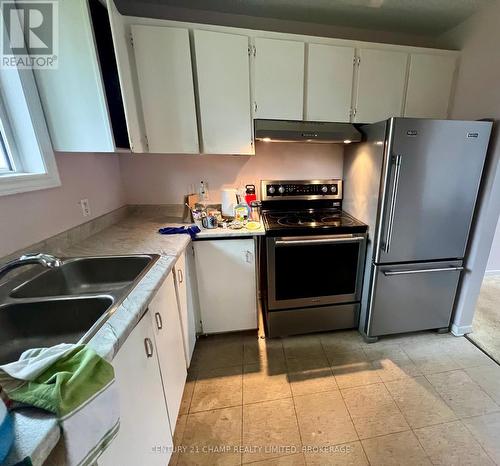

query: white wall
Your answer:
[486,220,500,273]
[120,142,344,204]
[438,0,500,333]
[0,153,126,257]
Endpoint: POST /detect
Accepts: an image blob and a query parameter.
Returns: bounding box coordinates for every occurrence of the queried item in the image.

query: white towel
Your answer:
[0,344,119,466]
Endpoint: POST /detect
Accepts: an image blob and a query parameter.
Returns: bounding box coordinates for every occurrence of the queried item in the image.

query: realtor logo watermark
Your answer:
[1,1,58,68]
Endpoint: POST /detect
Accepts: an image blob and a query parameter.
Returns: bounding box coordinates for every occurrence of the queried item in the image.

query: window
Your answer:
[0,7,60,196]
[0,66,60,196]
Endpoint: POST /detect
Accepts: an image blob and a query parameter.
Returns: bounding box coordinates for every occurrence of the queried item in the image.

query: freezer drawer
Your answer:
[366,260,463,337]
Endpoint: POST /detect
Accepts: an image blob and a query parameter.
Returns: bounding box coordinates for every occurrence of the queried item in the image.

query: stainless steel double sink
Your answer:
[0,254,160,364]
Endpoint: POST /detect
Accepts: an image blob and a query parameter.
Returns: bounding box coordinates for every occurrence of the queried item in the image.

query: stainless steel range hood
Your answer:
[254,119,362,144]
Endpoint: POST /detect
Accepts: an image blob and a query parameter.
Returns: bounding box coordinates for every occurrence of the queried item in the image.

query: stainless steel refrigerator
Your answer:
[344,118,492,341]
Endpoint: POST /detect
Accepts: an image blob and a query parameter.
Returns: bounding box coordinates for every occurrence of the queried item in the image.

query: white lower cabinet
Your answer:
[174,251,197,366]
[194,239,258,333]
[99,272,189,465]
[149,272,187,429]
[98,309,173,466]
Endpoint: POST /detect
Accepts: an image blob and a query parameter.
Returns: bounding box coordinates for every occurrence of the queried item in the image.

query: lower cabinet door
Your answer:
[150,272,187,433]
[174,251,197,367]
[194,238,258,333]
[368,261,462,337]
[98,310,173,466]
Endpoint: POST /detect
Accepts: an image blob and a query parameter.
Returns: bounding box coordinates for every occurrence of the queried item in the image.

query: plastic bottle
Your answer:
[234,192,251,222]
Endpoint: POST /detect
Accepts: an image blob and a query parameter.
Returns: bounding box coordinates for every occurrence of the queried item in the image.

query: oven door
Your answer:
[267,234,366,310]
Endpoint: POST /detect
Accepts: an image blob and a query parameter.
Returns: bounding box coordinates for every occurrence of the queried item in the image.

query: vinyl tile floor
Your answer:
[169,330,500,466]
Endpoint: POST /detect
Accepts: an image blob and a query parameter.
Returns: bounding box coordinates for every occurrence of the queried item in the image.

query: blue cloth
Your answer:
[0,398,14,463]
[158,225,201,239]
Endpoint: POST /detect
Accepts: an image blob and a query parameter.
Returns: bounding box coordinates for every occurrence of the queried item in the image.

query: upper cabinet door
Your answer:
[254,38,305,120]
[404,54,456,119]
[34,0,115,152]
[354,48,408,123]
[305,44,355,122]
[194,30,253,155]
[131,25,199,154]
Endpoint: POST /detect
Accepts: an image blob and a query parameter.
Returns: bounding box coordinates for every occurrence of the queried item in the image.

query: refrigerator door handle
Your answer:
[383,266,464,276]
[383,154,403,253]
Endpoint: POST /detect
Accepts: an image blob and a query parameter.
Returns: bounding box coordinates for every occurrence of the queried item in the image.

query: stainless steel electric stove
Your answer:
[260,179,368,337]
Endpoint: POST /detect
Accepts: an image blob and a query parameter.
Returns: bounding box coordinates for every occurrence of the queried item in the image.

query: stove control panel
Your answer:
[261,180,343,201]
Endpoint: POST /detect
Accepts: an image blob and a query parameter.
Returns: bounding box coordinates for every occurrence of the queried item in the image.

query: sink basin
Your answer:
[10,255,154,298]
[0,296,113,364]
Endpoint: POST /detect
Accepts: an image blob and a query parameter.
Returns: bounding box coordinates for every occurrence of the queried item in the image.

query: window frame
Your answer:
[0,65,61,196]
[0,10,60,197]
[0,134,13,173]
[0,93,20,174]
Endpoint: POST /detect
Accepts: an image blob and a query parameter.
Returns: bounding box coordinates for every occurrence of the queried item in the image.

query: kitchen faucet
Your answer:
[0,253,63,280]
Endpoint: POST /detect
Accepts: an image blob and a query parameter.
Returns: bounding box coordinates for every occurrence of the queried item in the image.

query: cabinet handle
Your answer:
[144,337,154,358]
[254,101,258,113]
[177,268,183,284]
[245,250,253,263]
[155,312,163,330]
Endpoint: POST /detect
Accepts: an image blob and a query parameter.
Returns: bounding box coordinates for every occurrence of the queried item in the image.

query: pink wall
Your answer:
[0,144,341,257]
[120,142,344,204]
[0,152,125,257]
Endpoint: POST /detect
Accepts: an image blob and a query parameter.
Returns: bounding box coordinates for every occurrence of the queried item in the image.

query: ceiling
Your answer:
[118,0,494,37]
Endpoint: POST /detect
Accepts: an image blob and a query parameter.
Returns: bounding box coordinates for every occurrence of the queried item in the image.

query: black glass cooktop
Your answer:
[262,209,368,236]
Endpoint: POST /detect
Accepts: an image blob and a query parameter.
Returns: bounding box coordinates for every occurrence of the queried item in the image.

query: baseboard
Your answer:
[451,324,473,336]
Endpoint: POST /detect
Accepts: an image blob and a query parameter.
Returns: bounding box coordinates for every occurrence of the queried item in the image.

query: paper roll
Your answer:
[221,188,238,217]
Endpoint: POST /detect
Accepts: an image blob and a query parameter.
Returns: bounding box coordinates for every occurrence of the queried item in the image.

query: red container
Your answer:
[245,184,257,205]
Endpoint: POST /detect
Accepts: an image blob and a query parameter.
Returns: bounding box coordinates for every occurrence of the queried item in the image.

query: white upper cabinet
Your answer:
[193,30,253,154]
[131,25,199,153]
[354,48,408,123]
[305,44,355,122]
[34,0,115,152]
[254,38,305,120]
[404,54,456,119]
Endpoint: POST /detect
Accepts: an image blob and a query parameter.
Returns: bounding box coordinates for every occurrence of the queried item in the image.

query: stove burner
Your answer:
[266,212,286,220]
[321,215,355,226]
[278,215,316,226]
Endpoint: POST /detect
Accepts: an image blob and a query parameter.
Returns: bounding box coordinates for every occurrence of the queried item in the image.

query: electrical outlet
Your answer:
[80,198,91,217]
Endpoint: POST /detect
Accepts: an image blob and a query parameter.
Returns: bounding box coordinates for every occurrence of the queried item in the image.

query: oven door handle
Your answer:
[275,236,364,247]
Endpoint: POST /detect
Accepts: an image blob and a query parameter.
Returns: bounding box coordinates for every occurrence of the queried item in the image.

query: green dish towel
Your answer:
[0,344,120,466]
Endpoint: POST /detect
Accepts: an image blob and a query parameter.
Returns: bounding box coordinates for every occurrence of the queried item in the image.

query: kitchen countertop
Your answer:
[4,210,264,466]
